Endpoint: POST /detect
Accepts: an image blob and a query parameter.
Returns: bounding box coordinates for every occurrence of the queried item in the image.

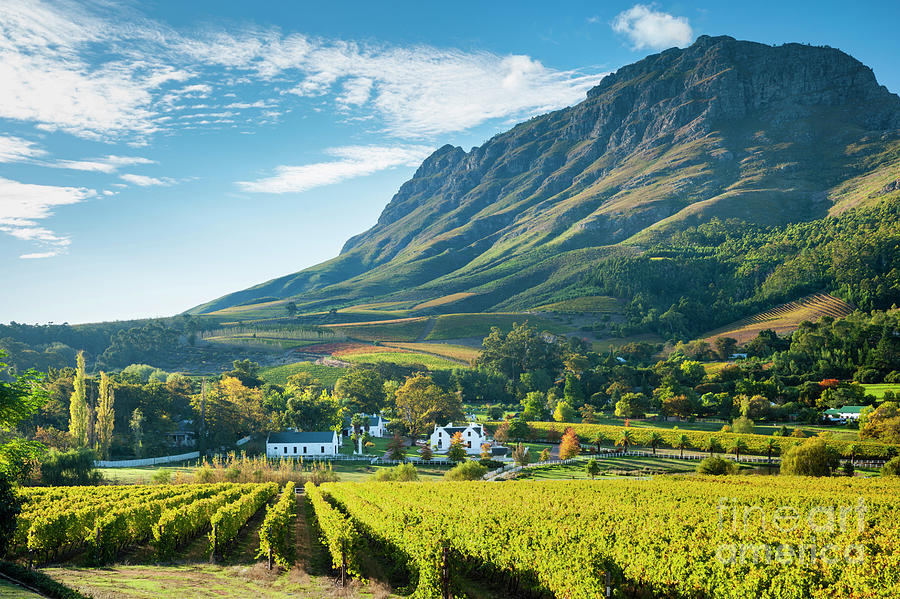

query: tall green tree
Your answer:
[334,368,386,415]
[96,371,115,459]
[476,323,564,381]
[68,350,90,447]
[0,351,48,481]
[392,374,462,437]
[129,408,144,457]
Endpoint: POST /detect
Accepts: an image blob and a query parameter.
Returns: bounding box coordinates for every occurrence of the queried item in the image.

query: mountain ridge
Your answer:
[190,35,900,317]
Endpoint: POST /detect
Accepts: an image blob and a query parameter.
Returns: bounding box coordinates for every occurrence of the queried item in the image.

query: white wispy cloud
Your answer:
[0,176,94,256]
[0,1,607,141]
[282,45,604,137]
[120,173,177,187]
[612,5,694,50]
[20,251,60,259]
[50,155,156,173]
[0,135,46,162]
[237,145,434,194]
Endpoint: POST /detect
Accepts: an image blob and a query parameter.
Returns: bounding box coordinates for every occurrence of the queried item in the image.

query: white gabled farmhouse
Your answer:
[266,431,339,458]
[341,413,387,439]
[429,422,486,455]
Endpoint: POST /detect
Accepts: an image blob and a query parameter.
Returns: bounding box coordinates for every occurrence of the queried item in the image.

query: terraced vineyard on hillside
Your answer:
[703,293,854,344]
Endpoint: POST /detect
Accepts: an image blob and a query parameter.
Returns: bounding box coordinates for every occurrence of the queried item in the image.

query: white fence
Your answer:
[94,451,200,468]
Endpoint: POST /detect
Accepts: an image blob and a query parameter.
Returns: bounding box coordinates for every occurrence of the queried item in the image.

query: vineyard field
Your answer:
[320,477,900,598]
[702,293,854,344]
[12,483,279,565]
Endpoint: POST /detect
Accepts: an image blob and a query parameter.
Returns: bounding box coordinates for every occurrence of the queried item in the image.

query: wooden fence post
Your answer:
[606,569,612,597]
[210,523,217,564]
[268,547,273,571]
[341,550,347,587]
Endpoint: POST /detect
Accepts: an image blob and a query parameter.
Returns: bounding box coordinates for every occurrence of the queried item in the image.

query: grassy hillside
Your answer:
[189,37,900,338]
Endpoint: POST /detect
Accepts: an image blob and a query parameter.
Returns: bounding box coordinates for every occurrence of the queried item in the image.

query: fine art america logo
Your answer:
[715,497,867,565]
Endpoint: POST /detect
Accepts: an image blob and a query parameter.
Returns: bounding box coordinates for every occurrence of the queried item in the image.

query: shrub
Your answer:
[479,459,503,470]
[842,460,855,477]
[881,456,900,476]
[152,469,172,484]
[884,371,900,384]
[781,438,839,476]
[0,472,20,556]
[372,463,419,482]
[853,368,881,384]
[697,456,736,475]
[731,416,755,434]
[195,466,214,483]
[39,448,102,486]
[444,461,488,481]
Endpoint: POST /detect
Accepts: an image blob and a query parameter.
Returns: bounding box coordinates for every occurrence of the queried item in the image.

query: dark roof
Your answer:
[268,431,335,444]
[440,427,466,435]
[491,446,509,456]
[342,414,382,427]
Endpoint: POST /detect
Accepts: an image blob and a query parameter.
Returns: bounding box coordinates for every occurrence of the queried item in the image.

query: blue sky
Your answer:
[2,0,899,324]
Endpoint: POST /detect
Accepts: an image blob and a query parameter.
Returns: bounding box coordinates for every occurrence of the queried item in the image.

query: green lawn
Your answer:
[97,463,200,484]
[44,564,395,599]
[338,436,392,456]
[0,579,41,598]
[343,351,461,370]
[258,361,347,387]
[863,383,900,399]
[329,461,454,482]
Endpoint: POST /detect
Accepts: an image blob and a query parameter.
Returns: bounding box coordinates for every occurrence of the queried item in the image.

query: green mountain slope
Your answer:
[191,35,900,325]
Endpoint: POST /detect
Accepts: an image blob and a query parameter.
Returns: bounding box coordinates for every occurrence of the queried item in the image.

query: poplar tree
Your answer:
[96,371,115,459]
[68,351,89,447]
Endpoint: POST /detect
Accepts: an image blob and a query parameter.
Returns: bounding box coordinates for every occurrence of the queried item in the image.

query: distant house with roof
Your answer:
[165,420,196,447]
[429,422,486,455]
[340,413,386,439]
[266,431,339,457]
[823,405,868,423]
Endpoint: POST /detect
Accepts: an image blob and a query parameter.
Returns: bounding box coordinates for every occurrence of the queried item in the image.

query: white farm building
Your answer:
[429,422,486,455]
[266,431,339,458]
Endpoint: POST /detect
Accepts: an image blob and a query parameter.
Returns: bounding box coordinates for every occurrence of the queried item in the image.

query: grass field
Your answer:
[426,313,570,340]
[383,342,480,363]
[329,461,454,482]
[702,292,854,344]
[412,292,478,310]
[259,362,347,387]
[863,383,900,399]
[97,463,199,484]
[533,295,622,313]
[0,579,40,598]
[202,335,321,350]
[342,351,461,370]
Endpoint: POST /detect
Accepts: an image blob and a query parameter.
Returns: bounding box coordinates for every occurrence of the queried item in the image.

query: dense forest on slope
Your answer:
[588,199,900,338]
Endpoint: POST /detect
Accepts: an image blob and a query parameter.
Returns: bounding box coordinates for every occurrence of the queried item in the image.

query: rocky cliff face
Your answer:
[193,36,900,314]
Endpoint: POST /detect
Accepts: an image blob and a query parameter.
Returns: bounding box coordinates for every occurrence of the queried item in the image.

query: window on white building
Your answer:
[303,446,308,454]
[283,447,287,454]
[293,446,297,454]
